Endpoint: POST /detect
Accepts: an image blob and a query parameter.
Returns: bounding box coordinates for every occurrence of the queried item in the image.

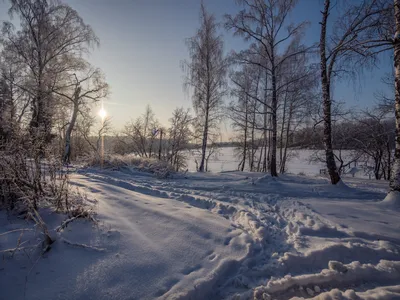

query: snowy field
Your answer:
[186,148,359,176]
[1,150,400,300]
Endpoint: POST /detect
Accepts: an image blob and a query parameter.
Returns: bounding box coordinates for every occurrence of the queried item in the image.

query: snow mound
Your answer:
[254,260,400,299]
[380,191,400,210]
[291,285,400,300]
[253,175,283,187]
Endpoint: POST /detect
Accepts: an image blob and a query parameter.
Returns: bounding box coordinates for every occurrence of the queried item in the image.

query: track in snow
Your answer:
[70,168,400,299]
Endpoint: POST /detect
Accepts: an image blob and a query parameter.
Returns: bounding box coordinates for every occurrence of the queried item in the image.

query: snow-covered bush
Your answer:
[0,141,73,213]
[84,154,175,178]
[0,142,82,252]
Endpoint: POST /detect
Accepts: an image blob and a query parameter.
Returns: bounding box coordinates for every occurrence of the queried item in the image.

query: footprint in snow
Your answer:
[208,253,217,261]
[224,236,232,245]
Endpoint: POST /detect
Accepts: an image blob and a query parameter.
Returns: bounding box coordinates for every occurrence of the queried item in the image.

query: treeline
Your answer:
[0,0,397,192]
[179,0,397,188]
[295,112,395,180]
[112,106,193,171]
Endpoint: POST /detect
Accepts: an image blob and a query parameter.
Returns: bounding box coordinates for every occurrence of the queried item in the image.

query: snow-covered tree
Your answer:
[183,3,227,172]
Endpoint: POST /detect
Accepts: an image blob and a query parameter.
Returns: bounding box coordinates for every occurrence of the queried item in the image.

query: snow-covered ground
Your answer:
[1,153,400,299]
[187,147,326,174]
[187,147,370,178]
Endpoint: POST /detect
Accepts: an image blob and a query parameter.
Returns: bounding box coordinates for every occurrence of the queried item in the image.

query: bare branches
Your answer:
[226,0,316,176]
[318,0,393,185]
[1,0,101,153]
[183,4,227,172]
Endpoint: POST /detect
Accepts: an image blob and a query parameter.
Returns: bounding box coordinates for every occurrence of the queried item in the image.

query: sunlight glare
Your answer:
[99,107,107,120]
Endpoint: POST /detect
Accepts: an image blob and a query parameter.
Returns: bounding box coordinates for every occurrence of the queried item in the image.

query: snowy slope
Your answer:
[1,167,399,300]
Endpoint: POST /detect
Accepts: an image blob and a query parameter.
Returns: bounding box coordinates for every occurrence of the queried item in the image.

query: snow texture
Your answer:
[1,151,399,300]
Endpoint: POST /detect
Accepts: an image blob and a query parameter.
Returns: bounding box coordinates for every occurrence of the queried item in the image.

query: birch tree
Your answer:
[183,3,227,172]
[229,66,253,171]
[225,0,311,177]
[319,0,393,184]
[390,0,400,192]
[1,0,98,155]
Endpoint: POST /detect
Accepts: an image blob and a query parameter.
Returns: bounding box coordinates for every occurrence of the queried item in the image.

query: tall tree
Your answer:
[319,0,392,184]
[1,0,98,154]
[228,66,254,172]
[226,0,310,177]
[390,0,400,192]
[167,107,193,171]
[183,3,227,172]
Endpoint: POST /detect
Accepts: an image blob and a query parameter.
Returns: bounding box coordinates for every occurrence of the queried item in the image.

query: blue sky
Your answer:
[0,0,393,134]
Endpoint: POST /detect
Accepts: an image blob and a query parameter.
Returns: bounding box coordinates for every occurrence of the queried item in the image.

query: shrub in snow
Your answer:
[84,154,175,178]
[0,149,70,213]
[1,143,97,255]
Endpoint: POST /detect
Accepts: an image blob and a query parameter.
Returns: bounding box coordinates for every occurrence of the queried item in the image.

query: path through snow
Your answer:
[1,168,399,299]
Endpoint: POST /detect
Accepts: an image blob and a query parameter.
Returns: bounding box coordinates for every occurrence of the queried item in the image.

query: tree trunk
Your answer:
[63,104,79,164]
[250,70,260,171]
[267,115,272,171]
[390,0,400,190]
[158,129,163,160]
[63,86,81,164]
[270,58,278,177]
[387,140,391,181]
[199,105,209,172]
[257,140,263,172]
[279,90,288,171]
[280,102,293,173]
[263,69,268,173]
[320,0,341,184]
[250,102,256,171]
[241,95,249,172]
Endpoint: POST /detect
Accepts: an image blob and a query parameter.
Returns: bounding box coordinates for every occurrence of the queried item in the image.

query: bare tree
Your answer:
[167,107,192,171]
[353,110,394,180]
[1,0,98,155]
[390,0,400,192]
[76,108,112,160]
[183,3,227,172]
[0,54,30,144]
[228,66,253,171]
[225,0,311,177]
[52,66,108,164]
[121,105,160,158]
[319,0,393,184]
[278,53,316,173]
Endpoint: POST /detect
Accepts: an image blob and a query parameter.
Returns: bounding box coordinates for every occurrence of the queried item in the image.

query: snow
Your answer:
[381,191,400,210]
[1,151,400,300]
[187,148,363,176]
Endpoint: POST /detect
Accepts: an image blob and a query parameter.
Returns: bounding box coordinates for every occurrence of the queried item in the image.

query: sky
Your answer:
[0,0,393,137]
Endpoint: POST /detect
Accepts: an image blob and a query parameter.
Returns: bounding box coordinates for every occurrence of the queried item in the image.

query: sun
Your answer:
[99,107,107,120]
